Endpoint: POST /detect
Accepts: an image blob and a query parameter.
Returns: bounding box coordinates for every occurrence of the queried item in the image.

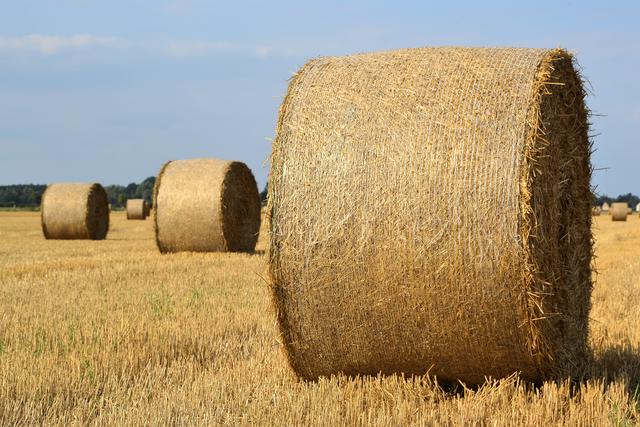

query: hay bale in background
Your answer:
[602,202,610,213]
[611,203,628,221]
[628,207,632,214]
[592,206,602,216]
[269,47,592,384]
[153,158,261,253]
[41,183,109,240]
[126,199,147,220]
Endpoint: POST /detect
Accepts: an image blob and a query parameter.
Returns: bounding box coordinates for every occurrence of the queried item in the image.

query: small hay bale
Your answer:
[126,199,147,220]
[41,183,109,240]
[269,47,592,384]
[602,202,610,212]
[611,202,628,221]
[153,158,261,253]
[591,206,601,216]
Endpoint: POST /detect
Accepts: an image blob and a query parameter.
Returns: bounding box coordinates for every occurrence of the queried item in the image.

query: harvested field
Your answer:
[0,211,638,425]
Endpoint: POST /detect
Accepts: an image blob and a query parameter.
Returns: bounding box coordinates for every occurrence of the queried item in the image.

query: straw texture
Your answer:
[126,199,147,220]
[269,47,592,384]
[153,158,261,253]
[591,206,601,216]
[41,183,109,240]
[610,202,628,221]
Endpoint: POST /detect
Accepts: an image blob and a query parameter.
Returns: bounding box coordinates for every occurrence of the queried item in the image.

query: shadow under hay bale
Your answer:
[610,203,628,221]
[41,183,109,240]
[153,158,261,253]
[269,47,592,385]
[126,199,148,220]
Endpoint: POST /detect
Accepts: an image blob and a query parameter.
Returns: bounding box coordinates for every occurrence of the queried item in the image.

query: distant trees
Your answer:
[0,178,156,209]
[594,193,640,208]
[104,176,156,208]
[260,183,268,206]
[0,184,47,207]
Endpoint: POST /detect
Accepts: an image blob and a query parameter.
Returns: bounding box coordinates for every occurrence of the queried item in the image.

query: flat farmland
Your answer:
[0,212,638,425]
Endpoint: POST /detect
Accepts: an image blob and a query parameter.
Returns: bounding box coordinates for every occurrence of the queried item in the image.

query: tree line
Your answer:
[0,179,270,209]
[594,193,640,208]
[0,178,156,208]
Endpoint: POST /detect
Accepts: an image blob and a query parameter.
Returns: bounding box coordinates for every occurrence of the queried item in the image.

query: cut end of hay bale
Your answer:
[610,202,628,221]
[153,158,261,253]
[126,199,148,220]
[41,183,109,240]
[268,47,592,384]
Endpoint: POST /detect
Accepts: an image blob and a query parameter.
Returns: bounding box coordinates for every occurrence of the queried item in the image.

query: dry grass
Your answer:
[0,211,638,425]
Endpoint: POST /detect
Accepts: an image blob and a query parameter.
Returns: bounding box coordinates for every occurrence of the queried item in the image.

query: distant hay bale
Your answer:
[269,47,592,384]
[41,183,109,240]
[592,206,601,216]
[628,207,632,214]
[126,199,147,220]
[153,158,261,253]
[602,202,610,212]
[611,203,628,221]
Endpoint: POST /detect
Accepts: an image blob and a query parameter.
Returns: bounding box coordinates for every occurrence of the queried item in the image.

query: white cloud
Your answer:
[0,34,127,55]
[162,40,234,58]
[0,34,298,60]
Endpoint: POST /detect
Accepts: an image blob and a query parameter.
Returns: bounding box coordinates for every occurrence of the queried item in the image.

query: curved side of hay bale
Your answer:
[269,47,592,384]
[41,183,109,240]
[126,199,147,220]
[591,207,601,216]
[611,202,628,221]
[153,158,261,253]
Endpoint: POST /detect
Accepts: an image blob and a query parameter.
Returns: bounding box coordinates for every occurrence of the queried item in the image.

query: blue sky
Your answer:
[0,1,638,195]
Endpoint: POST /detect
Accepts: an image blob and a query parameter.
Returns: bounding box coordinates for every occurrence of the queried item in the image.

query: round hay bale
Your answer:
[153,158,261,253]
[41,183,109,240]
[602,202,610,212]
[610,202,628,221]
[591,206,601,216]
[269,47,592,384]
[126,199,147,220]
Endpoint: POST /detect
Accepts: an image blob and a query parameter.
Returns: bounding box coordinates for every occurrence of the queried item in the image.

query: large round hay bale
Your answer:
[153,158,261,253]
[269,47,592,384]
[126,199,147,220]
[41,183,109,240]
[610,202,628,221]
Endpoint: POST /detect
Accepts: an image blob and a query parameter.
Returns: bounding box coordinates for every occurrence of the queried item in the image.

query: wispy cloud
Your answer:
[0,34,127,55]
[0,34,299,59]
[162,40,235,58]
